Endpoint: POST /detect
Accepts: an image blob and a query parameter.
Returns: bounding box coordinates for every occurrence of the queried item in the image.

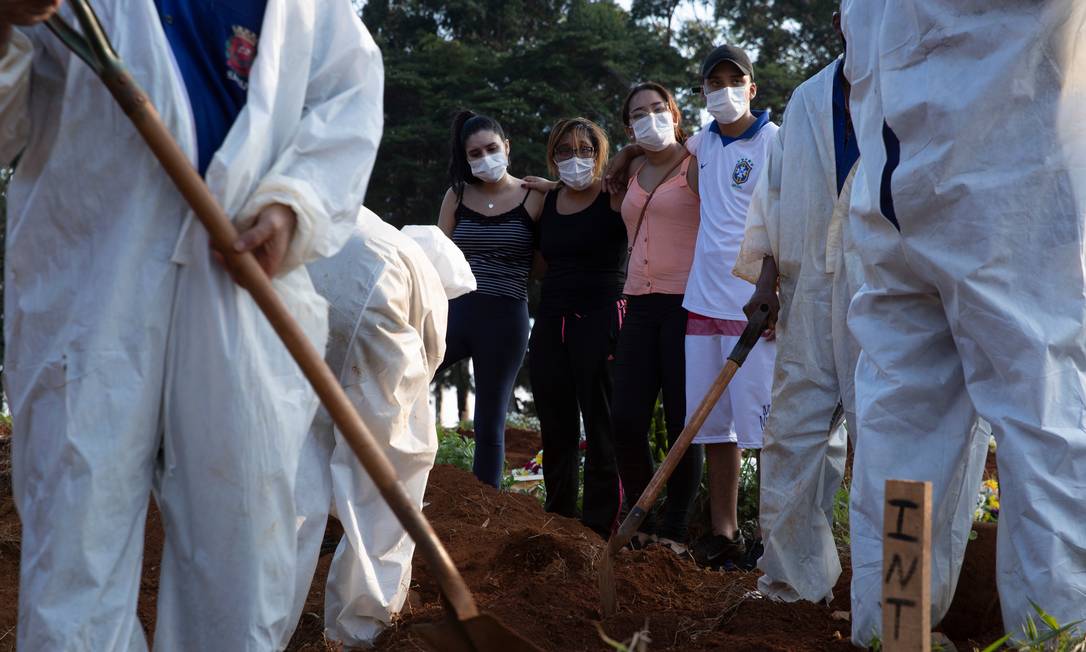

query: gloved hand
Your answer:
[744,255,780,340]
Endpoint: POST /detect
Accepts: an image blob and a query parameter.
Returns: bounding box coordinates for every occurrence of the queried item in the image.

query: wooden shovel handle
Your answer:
[610,304,770,550]
[96,67,481,621]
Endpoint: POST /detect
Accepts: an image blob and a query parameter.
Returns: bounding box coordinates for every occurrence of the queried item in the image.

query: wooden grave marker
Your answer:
[882,479,932,652]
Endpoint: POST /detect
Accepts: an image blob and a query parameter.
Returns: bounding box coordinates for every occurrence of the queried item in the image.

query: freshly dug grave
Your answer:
[369,464,855,652]
[0,427,1002,651]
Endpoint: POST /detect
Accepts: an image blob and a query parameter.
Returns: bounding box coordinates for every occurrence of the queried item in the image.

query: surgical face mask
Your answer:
[706,85,750,124]
[556,156,596,190]
[632,112,676,152]
[469,151,508,183]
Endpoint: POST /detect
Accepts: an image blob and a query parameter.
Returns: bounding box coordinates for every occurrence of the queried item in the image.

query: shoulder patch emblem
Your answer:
[225,25,259,90]
[732,157,754,186]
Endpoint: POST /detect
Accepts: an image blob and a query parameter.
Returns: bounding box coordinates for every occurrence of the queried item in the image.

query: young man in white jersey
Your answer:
[681,45,778,569]
[601,46,778,566]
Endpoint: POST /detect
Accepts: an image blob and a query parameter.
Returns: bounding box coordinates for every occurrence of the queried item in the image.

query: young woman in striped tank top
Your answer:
[612,82,704,553]
[436,111,544,487]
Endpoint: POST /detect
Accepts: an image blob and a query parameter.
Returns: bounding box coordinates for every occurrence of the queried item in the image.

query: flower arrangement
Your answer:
[974,477,1000,523]
[511,450,544,479]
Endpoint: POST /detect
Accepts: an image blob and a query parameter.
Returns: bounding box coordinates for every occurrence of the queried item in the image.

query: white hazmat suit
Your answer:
[0,2,382,649]
[291,214,471,647]
[733,57,863,604]
[842,0,1086,643]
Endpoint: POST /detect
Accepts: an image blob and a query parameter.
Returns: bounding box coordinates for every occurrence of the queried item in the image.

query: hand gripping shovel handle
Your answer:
[45,3,482,625]
[608,303,771,553]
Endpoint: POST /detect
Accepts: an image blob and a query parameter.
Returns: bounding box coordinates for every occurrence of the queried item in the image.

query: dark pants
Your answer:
[438,292,530,487]
[529,301,623,538]
[611,293,702,541]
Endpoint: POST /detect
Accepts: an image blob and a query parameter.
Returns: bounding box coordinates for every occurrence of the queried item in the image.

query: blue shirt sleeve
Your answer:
[832,58,860,196]
[154,0,268,175]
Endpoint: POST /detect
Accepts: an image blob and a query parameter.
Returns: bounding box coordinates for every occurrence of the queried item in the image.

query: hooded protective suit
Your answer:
[733,59,861,603]
[736,56,991,607]
[842,0,1086,643]
[291,213,459,647]
[0,2,382,649]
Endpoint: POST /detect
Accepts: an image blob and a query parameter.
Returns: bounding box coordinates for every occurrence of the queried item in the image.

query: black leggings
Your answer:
[611,293,703,541]
[438,292,530,487]
[529,302,623,538]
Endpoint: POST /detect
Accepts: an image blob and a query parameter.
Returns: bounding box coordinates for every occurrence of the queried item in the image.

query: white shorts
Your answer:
[686,333,776,448]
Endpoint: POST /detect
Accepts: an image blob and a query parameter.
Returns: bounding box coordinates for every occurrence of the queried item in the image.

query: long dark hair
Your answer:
[448,110,506,199]
[621,82,686,144]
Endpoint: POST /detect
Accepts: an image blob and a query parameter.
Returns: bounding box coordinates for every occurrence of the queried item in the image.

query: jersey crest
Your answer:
[732,157,754,187]
[225,25,258,90]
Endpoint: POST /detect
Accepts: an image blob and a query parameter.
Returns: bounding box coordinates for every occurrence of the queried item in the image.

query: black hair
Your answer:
[448,110,506,199]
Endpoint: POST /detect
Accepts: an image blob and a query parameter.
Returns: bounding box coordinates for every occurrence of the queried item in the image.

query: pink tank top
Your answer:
[621,156,700,296]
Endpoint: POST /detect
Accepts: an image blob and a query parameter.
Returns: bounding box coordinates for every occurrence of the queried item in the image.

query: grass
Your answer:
[434,424,476,472]
[980,602,1086,652]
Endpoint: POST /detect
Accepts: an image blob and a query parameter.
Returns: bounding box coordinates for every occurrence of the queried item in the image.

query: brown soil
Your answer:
[372,464,854,651]
[0,427,1003,651]
[941,522,1003,646]
[503,426,543,469]
[457,425,542,470]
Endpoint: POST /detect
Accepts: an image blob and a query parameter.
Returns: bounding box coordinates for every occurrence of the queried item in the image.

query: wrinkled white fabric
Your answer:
[734,60,857,603]
[291,209,447,647]
[401,225,477,300]
[842,0,1086,643]
[0,2,382,650]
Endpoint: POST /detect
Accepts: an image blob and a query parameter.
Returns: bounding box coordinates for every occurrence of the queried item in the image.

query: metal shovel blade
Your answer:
[415,613,542,652]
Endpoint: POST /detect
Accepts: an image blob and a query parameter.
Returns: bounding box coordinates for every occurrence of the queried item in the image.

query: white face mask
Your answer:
[632,112,676,152]
[706,85,750,124]
[556,156,596,191]
[469,151,508,183]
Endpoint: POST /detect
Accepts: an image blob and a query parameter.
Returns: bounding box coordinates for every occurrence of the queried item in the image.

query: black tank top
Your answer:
[538,188,627,317]
[451,191,536,301]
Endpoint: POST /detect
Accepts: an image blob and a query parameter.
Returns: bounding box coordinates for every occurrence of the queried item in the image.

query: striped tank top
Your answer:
[451,191,536,301]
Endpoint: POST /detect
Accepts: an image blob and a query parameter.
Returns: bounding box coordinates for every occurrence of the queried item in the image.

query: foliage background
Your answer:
[357,0,841,228]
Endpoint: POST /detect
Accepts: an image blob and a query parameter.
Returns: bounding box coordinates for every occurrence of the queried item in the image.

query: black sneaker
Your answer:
[740,537,763,571]
[692,532,747,570]
[625,531,657,551]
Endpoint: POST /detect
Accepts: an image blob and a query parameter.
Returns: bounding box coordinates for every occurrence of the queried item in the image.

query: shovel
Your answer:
[599,304,770,617]
[43,4,538,651]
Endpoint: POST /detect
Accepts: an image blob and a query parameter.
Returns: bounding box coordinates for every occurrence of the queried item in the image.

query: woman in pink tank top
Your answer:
[611,82,704,552]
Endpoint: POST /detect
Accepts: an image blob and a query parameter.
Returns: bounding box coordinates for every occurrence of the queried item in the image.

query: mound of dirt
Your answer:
[370,464,854,651]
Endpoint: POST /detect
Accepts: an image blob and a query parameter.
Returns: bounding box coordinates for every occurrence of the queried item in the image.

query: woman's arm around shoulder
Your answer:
[524,187,547,222]
[437,187,458,237]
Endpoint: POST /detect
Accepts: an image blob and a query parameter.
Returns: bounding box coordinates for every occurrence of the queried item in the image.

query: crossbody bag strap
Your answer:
[627,151,690,254]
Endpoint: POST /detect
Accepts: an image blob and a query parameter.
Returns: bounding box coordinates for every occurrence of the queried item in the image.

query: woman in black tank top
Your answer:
[435,111,543,488]
[528,118,627,538]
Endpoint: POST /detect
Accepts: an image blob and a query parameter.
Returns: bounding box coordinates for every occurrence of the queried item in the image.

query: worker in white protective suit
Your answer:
[289,213,474,648]
[733,18,991,607]
[841,0,1086,644]
[0,1,382,649]
[732,35,863,602]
